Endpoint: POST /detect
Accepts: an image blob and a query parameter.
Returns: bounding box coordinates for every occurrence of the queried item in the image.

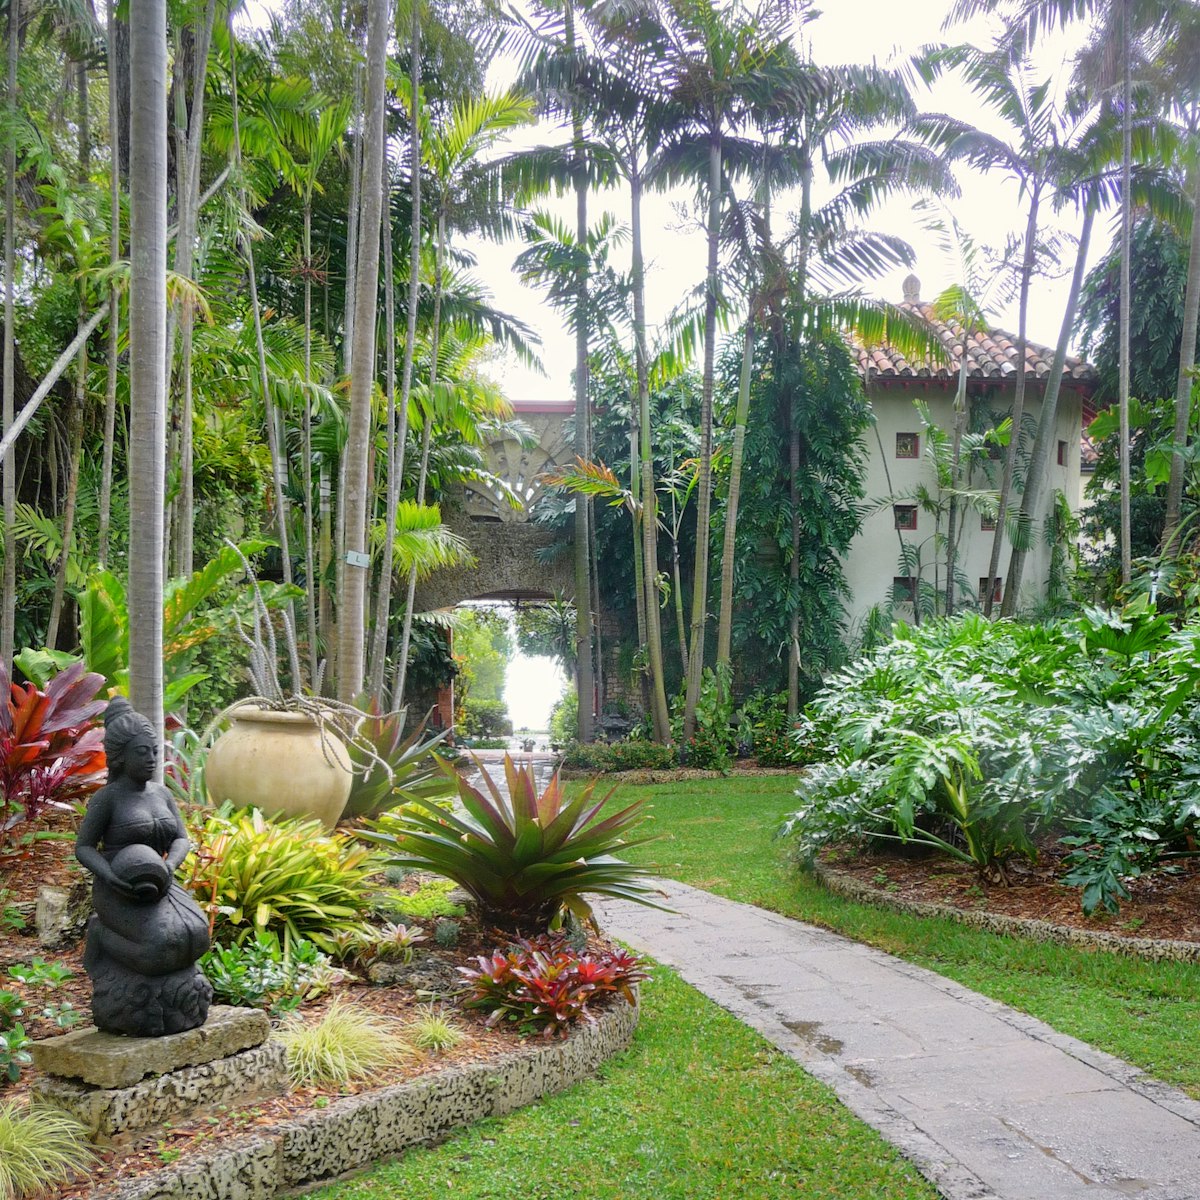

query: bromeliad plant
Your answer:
[0,661,106,855]
[360,756,662,931]
[188,807,378,954]
[343,703,453,819]
[459,933,647,1038]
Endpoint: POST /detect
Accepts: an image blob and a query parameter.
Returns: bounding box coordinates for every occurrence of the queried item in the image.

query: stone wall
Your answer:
[91,996,639,1200]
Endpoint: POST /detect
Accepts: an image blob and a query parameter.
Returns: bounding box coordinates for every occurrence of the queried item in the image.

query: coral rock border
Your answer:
[813,862,1200,964]
[90,996,639,1200]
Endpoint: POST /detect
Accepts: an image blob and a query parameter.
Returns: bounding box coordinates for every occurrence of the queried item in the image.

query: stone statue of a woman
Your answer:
[75,698,212,1037]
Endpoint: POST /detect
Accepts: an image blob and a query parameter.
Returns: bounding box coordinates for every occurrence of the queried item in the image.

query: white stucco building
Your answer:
[845,277,1098,626]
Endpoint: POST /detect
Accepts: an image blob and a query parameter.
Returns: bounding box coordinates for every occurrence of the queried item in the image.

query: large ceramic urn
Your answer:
[205,706,352,830]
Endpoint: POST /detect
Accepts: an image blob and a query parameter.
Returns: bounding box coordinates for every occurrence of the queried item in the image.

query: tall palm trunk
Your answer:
[98,0,120,568]
[1118,0,1133,585]
[943,333,972,616]
[367,7,420,700]
[128,0,167,745]
[716,315,754,668]
[1162,163,1200,549]
[2,0,16,668]
[301,199,319,680]
[170,0,216,580]
[367,161,403,702]
[983,197,1040,616]
[631,169,670,740]
[47,58,91,648]
[337,0,388,703]
[682,134,722,740]
[564,0,594,742]
[1003,202,1096,611]
[394,209,446,709]
[228,8,302,690]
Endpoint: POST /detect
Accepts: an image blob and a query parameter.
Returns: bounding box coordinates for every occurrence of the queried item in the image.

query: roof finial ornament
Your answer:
[902,274,920,303]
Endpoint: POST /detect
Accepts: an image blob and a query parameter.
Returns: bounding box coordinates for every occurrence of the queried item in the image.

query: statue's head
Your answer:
[104,698,158,783]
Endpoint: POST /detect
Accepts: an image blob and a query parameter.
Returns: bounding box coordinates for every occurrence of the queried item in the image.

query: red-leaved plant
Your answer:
[0,660,107,853]
[458,933,647,1038]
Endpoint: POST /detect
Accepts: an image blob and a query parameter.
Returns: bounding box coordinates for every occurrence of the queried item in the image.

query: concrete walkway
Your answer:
[597,879,1200,1200]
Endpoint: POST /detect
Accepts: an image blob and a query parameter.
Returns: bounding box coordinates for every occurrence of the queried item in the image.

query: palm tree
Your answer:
[127,0,167,744]
[3,0,19,668]
[393,88,535,710]
[913,32,1090,615]
[652,0,804,738]
[337,0,389,703]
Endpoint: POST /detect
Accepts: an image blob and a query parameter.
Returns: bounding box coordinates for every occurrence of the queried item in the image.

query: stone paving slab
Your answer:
[597,879,1200,1200]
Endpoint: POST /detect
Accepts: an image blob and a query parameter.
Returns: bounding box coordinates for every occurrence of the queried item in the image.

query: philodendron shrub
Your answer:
[782,601,1200,914]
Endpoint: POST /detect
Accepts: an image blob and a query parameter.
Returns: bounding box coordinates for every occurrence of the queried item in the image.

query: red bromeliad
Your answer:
[459,933,648,1037]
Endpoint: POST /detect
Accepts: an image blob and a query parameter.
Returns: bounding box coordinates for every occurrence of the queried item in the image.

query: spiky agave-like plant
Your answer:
[360,755,664,932]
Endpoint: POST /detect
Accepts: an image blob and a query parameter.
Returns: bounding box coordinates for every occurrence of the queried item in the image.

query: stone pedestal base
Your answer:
[30,1005,288,1143]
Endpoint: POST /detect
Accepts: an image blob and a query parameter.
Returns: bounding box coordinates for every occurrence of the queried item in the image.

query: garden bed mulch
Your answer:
[0,829,588,1199]
[818,839,1200,948]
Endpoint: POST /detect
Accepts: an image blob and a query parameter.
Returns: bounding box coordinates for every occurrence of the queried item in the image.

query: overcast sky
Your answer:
[469,0,1097,402]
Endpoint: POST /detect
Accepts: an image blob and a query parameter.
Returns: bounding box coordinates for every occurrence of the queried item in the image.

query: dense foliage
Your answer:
[782,606,1200,913]
[726,330,871,695]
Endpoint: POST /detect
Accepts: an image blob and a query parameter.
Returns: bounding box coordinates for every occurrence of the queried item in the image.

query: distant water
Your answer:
[456,746,559,799]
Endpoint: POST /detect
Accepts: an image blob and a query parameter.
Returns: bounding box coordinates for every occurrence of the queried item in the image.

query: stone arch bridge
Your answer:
[414,400,577,612]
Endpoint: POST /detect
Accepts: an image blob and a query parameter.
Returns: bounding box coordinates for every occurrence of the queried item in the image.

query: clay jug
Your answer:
[205,706,352,830]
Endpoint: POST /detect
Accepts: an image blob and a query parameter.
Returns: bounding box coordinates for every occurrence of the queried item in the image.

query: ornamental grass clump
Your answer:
[277,997,412,1087]
[459,934,647,1038]
[359,755,662,931]
[0,1101,93,1199]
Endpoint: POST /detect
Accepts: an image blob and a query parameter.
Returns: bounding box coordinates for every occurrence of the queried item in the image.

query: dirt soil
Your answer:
[0,823,575,1198]
[822,837,1200,944]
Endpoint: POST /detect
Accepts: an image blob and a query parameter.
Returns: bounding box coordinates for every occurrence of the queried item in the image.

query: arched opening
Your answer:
[436,592,572,753]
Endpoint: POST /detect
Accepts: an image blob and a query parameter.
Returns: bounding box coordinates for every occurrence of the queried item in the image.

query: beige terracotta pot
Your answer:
[205,706,352,830]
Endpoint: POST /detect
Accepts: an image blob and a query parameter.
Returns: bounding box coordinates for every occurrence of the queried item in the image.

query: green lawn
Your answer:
[617,774,1200,1099]
[309,964,938,1200]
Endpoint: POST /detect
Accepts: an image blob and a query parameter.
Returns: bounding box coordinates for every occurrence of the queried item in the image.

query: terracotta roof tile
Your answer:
[855,297,1097,387]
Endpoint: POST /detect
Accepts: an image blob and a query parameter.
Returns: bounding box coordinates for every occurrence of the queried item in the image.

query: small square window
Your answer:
[979,576,1002,604]
[895,432,919,459]
[893,576,917,605]
[894,505,918,531]
[1057,439,1068,466]
[980,512,997,531]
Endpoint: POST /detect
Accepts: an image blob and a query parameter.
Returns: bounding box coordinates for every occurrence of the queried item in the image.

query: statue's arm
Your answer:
[75,790,130,893]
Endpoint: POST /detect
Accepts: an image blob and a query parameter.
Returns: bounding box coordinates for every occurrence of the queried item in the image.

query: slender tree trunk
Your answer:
[984,196,1040,616]
[2,0,17,668]
[565,3,594,741]
[1118,0,1133,585]
[631,169,670,740]
[99,0,120,568]
[337,0,388,703]
[682,134,722,740]
[1163,164,1200,549]
[394,209,446,709]
[367,161,400,702]
[301,201,319,681]
[128,0,167,745]
[228,8,302,691]
[1003,203,1095,611]
[342,63,363,378]
[170,0,216,581]
[384,35,422,710]
[716,316,754,668]
[943,351,970,617]
[629,416,649,715]
[47,58,91,649]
